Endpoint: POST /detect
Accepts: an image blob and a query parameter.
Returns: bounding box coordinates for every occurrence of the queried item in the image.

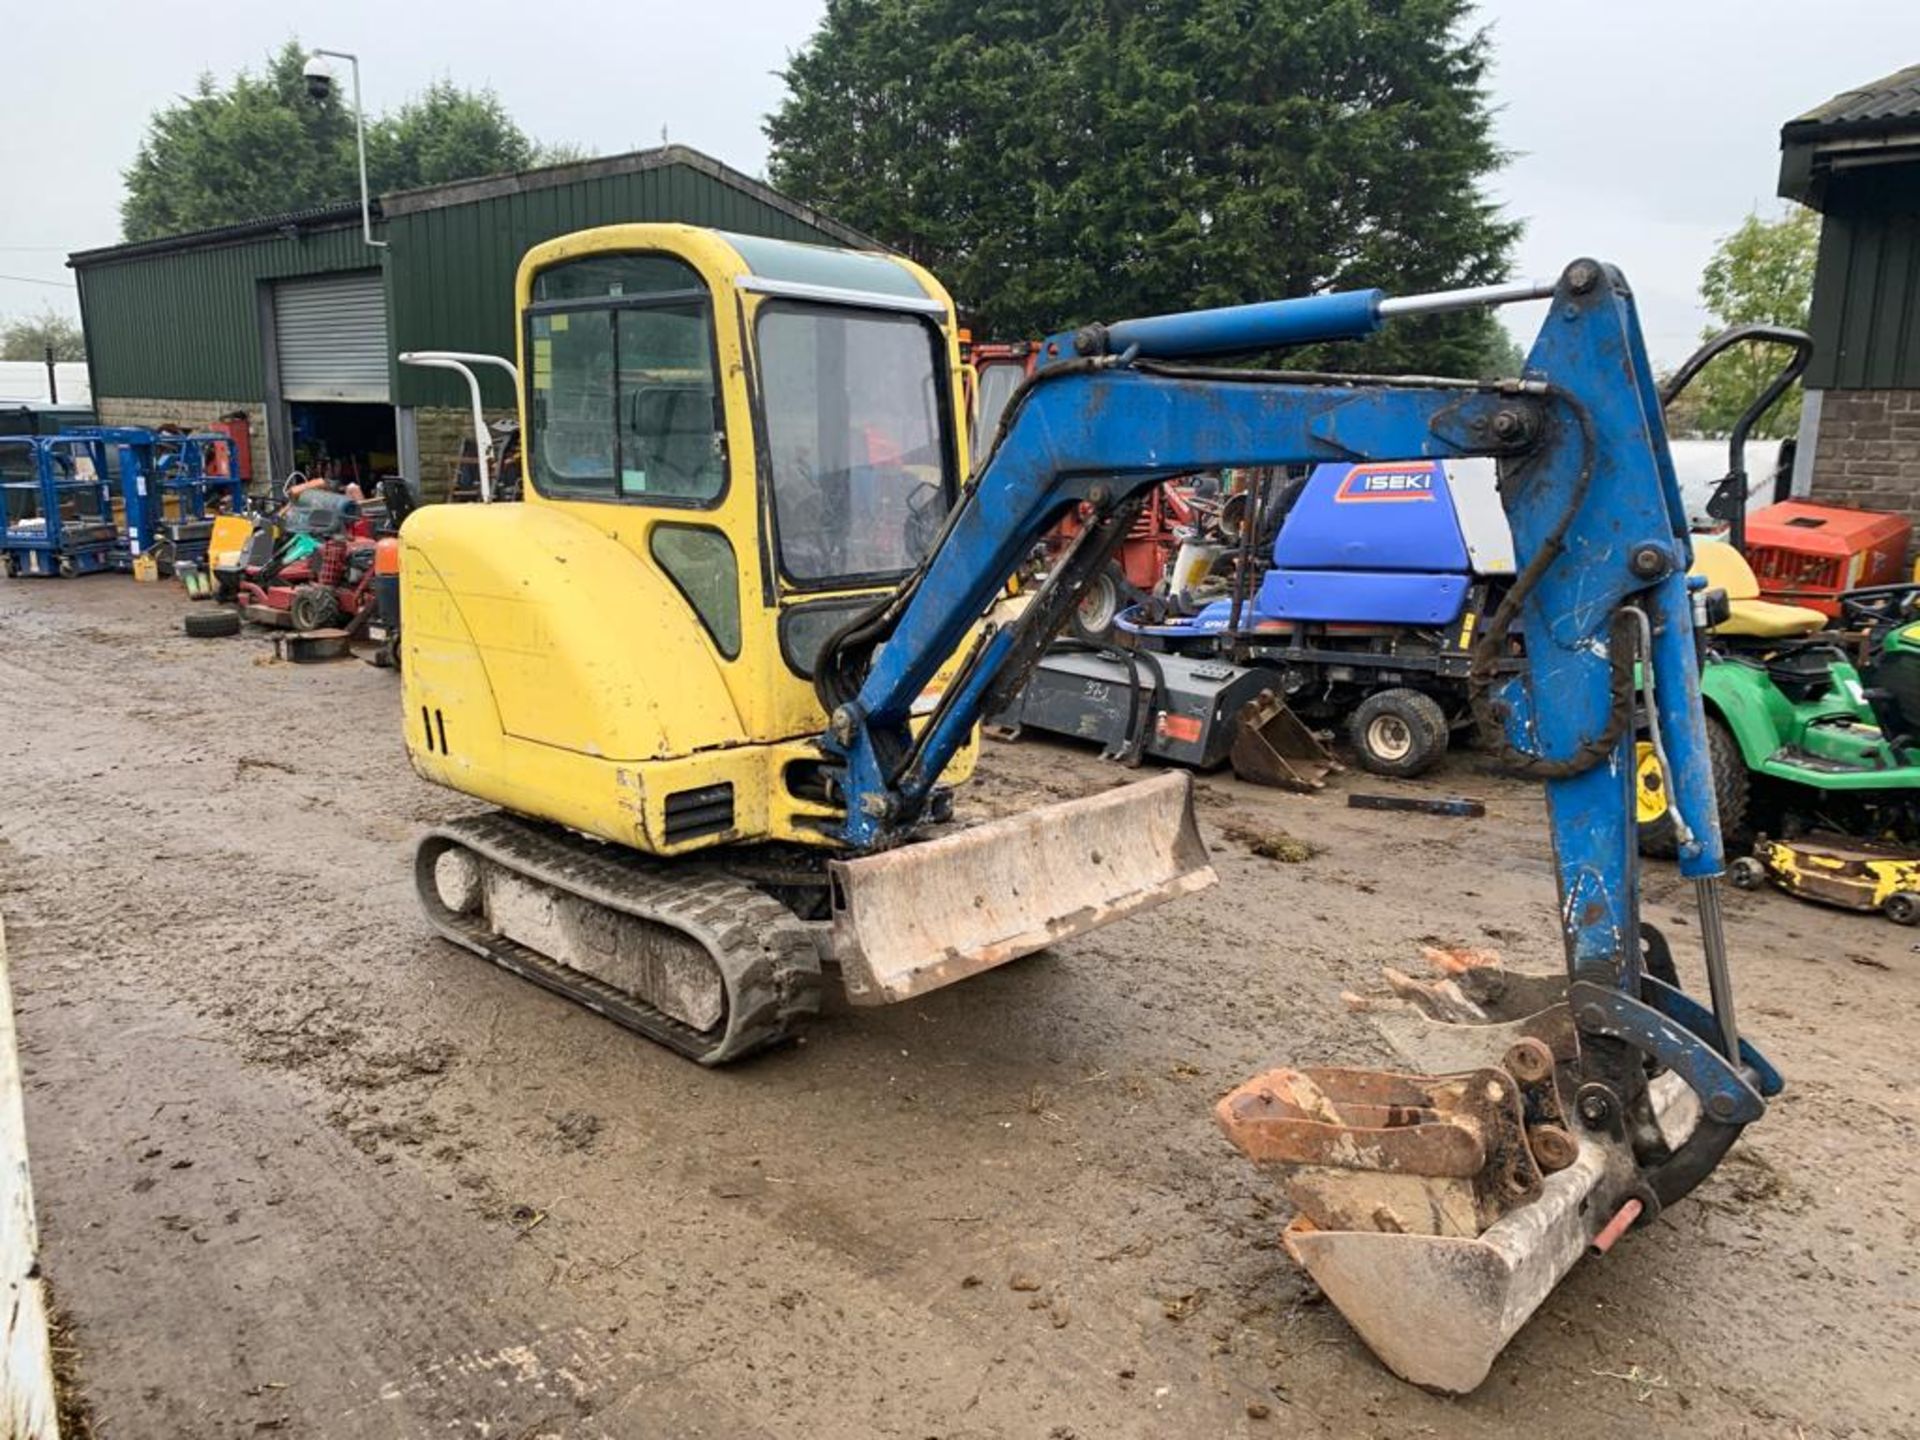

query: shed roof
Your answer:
[69,144,882,269]
[1783,63,1920,142]
[380,145,881,250]
[1779,63,1920,209]
[69,202,365,267]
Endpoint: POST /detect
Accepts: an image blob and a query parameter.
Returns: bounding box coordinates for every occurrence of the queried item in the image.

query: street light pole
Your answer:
[310,49,387,250]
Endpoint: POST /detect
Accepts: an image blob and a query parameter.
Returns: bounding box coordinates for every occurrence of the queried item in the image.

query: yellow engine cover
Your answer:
[404,502,742,760]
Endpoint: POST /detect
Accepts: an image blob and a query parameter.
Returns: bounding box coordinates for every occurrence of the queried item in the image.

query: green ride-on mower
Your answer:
[1636,543,1920,924]
[1637,324,1920,925]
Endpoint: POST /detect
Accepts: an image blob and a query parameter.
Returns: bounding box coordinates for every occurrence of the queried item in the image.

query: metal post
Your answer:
[313,50,387,251]
[398,352,521,503]
[43,344,56,404]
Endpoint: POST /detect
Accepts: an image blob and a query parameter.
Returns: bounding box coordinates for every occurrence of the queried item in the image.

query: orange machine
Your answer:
[1744,499,1912,618]
[207,411,253,486]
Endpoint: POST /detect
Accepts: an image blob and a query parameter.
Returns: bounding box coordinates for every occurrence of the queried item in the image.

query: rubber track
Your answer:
[415,812,823,1065]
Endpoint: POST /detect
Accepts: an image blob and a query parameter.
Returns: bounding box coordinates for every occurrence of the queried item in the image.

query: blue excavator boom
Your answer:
[817,259,1779,1391]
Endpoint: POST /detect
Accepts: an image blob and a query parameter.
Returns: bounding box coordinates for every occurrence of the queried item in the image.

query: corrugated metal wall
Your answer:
[1807,165,1920,391]
[386,162,839,409]
[75,225,377,400]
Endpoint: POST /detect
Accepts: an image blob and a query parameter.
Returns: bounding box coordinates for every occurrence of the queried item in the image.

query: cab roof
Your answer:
[717,230,935,304]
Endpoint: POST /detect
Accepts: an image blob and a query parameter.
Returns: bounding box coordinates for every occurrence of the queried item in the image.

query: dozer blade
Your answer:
[829,770,1216,1005]
[1230,690,1340,791]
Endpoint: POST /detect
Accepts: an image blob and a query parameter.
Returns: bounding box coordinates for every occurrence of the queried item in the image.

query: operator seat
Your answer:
[1692,540,1826,639]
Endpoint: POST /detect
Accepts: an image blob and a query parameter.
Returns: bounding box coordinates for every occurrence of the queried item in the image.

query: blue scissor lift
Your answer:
[59,428,244,571]
[0,435,120,577]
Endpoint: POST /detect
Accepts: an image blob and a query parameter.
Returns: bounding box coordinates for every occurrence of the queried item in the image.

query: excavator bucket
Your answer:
[1229,690,1339,791]
[1218,957,1697,1393]
[829,770,1216,1004]
[1220,1062,1694,1393]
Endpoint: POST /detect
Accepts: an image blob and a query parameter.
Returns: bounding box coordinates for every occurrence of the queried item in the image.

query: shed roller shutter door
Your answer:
[274,272,390,402]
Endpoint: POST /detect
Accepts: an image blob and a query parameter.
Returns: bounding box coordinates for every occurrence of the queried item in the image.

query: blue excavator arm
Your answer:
[818,258,1778,1211]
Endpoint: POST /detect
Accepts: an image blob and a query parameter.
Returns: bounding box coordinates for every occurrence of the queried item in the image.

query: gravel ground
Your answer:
[1,576,1915,1439]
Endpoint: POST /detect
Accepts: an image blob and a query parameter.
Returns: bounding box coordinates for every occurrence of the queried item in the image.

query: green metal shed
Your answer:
[69,146,878,494]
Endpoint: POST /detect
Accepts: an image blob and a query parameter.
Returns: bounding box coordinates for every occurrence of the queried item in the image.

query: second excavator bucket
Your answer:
[829,770,1216,1005]
[1230,691,1340,791]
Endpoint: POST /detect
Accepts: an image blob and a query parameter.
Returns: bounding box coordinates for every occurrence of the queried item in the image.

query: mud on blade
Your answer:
[828,771,1215,1005]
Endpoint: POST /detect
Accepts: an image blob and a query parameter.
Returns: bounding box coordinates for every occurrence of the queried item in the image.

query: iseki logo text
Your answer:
[1336,465,1436,502]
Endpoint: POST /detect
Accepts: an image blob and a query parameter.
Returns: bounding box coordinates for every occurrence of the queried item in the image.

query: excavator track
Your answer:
[414,812,823,1065]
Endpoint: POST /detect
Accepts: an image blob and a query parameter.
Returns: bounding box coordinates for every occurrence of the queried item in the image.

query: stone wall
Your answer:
[94,401,268,485]
[1808,388,1920,554]
[414,405,516,502]
[93,397,267,489]
[93,399,517,503]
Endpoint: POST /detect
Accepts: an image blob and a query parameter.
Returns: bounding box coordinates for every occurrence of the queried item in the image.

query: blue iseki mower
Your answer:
[994,453,1519,778]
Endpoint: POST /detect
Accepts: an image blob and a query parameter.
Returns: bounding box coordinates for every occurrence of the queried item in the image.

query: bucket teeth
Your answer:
[1216,1066,1542,1238]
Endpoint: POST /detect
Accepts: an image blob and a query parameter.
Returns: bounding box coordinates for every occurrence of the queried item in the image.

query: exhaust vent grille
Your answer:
[664,783,734,844]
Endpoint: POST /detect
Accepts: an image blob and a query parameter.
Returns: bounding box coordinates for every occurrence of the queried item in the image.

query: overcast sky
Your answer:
[6,1,1918,366]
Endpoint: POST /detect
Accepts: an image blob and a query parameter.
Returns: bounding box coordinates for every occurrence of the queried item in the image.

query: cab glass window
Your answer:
[755,303,953,586]
[532,253,703,302]
[526,254,725,506]
[970,360,1024,467]
[650,525,741,658]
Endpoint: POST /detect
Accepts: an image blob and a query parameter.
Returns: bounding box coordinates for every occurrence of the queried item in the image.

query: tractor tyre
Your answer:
[289,584,343,633]
[1069,563,1127,645]
[184,608,242,639]
[1637,715,1749,860]
[1348,688,1450,778]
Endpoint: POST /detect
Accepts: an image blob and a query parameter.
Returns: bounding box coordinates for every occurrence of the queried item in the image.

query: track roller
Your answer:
[415,812,823,1065]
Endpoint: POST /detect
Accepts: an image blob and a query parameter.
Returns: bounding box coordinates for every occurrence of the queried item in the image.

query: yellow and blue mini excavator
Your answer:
[398,226,1780,1390]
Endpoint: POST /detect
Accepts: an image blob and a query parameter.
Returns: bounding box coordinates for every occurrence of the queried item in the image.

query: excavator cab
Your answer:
[402,227,977,843]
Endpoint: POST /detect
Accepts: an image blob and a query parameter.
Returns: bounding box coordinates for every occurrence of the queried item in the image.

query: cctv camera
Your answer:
[302,55,334,101]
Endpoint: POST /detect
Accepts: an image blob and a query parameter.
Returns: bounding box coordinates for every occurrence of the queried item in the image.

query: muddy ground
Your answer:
[1,576,1914,1439]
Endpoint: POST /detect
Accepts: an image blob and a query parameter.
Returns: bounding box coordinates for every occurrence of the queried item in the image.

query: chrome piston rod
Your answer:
[1377,277,1558,319]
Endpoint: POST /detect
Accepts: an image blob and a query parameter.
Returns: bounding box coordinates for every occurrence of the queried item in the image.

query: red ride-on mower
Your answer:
[235,490,379,634]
